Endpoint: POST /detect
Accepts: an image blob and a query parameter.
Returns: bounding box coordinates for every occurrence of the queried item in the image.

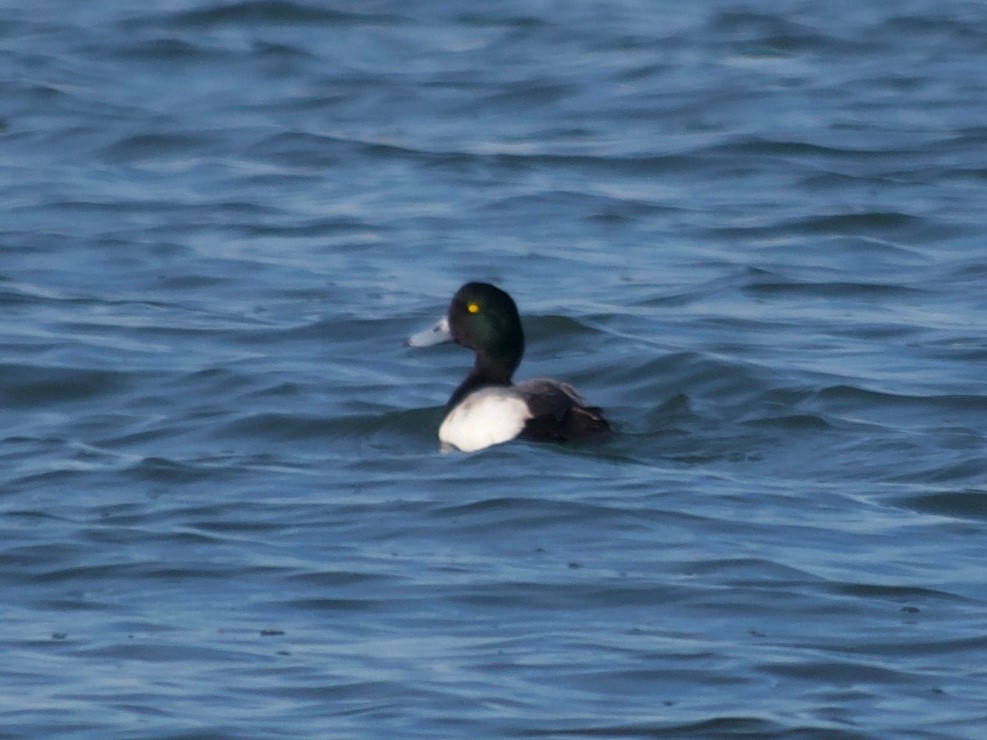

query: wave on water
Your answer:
[3,0,987,737]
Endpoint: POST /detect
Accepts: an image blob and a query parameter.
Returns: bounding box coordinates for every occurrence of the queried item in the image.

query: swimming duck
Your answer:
[407,282,610,452]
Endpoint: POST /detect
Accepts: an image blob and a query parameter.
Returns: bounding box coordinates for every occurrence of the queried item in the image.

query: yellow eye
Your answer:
[467,302,480,314]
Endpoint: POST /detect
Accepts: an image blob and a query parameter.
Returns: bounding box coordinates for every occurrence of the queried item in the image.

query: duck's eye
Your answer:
[467,302,480,314]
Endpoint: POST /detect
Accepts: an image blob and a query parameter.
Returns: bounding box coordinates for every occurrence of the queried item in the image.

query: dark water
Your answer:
[3,1,987,736]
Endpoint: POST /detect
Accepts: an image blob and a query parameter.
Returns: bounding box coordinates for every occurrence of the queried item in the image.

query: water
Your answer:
[3,1,987,736]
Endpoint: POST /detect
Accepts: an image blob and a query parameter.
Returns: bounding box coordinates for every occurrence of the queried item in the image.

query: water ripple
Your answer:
[4,0,987,737]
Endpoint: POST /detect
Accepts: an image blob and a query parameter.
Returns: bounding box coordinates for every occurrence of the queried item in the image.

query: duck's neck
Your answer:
[447,352,517,409]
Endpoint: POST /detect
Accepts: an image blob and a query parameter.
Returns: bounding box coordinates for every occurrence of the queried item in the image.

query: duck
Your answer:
[407,282,610,452]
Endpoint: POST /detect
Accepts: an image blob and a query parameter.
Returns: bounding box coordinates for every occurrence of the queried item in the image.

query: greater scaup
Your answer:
[407,282,610,452]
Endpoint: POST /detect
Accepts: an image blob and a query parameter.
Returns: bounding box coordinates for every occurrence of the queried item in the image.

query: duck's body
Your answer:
[408,282,610,452]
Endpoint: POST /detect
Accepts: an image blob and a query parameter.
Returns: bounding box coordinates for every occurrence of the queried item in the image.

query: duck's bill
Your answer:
[406,316,452,347]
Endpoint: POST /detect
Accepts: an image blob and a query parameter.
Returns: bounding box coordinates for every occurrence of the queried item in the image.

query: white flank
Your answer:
[438,387,532,452]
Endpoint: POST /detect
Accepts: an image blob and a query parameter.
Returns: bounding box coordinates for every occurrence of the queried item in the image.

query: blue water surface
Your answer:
[3,1,987,737]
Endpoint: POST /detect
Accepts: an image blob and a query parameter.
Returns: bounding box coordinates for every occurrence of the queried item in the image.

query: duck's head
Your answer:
[407,282,525,381]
